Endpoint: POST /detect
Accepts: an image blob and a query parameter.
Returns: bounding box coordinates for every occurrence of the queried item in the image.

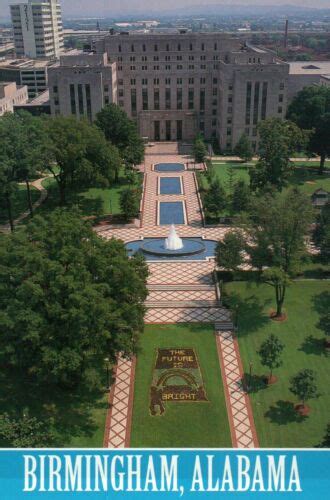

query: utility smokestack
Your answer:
[284,19,289,48]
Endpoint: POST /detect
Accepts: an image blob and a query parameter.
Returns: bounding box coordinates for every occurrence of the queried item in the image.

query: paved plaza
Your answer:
[101,143,258,449]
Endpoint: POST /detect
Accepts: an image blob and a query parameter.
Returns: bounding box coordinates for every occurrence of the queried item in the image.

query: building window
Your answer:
[188,88,194,110]
[280,82,284,90]
[53,85,58,93]
[154,89,160,110]
[278,106,283,114]
[178,43,181,51]
[142,78,148,85]
[85,84,92,122]
[118,44,121,52]
[131,44,134,52]
[118,89,124,97]
[118,79,123,86]
[279,94,283,103]
[253,82,260,125]
[131,88,137,116]
[142,88,148,110]
[143,44,146,52]
[177,78,182,85]
[200,89,205,111]
[78,84,84,115]
[166,120,171,141]
[177,88,182,110]
[189,43,193,51]
[201,43,205,51]
[154,78,159,85]
[154,44,158,51]
[189,78,194,84]
[245,81,252,125]
[200,77,205,84]
[154,121,160,141]
[165,88,171,110]
[70,84,76,115]
[166,43,170,51]
[177,120,182,141]
[165,78,171,85]
[154,55,159,61]
[130,79,136,86]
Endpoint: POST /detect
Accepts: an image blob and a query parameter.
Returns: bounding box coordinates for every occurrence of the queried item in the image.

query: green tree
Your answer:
[242,189,313,317]
[0,209,148,387]
[203,178,227,219]
[231,179,251,214]
[0,412,55,447]
[289,369,318,408]
[250,118,307,192]
[319,423,330,447]
[287,85,330,174]
[193,135,207,164]
[0,111,49,219]
[216,231,245,272]
[95,104,144,170]
[234,133,253,162]
[258,334,284,383]
[314,202,330,264]
[120,187,141,221]
[44,116,120,205]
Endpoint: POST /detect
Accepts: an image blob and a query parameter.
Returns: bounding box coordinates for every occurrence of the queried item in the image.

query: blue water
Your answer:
[159,177,182,195]
[159,201,185,225]
[126,238,217,261]
[155,163,185,172]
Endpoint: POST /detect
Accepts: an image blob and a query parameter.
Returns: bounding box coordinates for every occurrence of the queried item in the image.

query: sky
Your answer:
[1,0,330,18]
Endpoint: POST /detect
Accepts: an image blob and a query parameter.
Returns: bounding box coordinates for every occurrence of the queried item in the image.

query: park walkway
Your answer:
[101,143,258,449]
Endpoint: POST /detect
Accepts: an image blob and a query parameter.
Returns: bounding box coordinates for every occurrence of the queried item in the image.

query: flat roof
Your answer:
[289,61,330,75]
[0,58,51,69]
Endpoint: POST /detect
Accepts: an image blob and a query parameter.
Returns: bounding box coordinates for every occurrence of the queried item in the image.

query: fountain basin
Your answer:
[155,163,185,172]
[142,238,205,257]
[126,238,217,261]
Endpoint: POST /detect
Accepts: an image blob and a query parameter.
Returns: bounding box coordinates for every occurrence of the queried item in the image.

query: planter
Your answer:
[295,404,311,416]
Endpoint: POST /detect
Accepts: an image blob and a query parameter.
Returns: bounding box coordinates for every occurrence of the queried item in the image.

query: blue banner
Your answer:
[0,449,329,499]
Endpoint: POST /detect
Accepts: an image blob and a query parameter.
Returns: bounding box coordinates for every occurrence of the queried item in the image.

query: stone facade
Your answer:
[0,81,28,115]
[49,31,292,150]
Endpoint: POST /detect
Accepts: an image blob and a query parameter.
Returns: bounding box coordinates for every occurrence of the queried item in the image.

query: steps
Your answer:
[147,284,214,291]
[146,299,219,308]
[215,321,235,331]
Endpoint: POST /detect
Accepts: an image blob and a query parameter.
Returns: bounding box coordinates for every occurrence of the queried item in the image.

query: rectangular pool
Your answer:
[155,163,185,172]
[159,201,185,225]
[159,177,182,195]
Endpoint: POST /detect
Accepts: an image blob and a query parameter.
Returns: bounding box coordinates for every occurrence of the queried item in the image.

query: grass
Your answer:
[130,323,232,448]
[208,161,330,196]
[0,365,109,447]
[0,185,40,225]
[36,169,141,219]
[225,280,330,448]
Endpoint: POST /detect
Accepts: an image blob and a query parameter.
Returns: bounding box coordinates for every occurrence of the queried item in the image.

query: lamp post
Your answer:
[104,357,110,391]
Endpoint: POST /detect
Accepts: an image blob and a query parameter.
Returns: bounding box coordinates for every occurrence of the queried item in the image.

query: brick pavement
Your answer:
[103,147,258,449]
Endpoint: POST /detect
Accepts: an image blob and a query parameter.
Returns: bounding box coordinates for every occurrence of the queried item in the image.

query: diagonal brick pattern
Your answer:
[103,146,258,449]
[216,331,259,448]
[104,356,136,448]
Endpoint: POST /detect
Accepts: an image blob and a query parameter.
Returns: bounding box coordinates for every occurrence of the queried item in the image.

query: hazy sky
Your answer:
[1,0,330,18]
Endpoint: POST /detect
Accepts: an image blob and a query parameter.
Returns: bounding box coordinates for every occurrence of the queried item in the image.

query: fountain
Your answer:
[139,225,206,258]
[164,224,183,250]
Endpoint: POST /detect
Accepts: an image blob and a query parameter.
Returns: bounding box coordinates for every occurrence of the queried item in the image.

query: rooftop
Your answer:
[289,61,330,75]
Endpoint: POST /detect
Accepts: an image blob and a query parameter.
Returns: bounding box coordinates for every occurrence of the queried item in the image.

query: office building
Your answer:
[0,81,28,115]
[10,0,63,59]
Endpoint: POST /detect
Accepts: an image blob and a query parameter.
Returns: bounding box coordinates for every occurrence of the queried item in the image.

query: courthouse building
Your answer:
[49,30,290,151]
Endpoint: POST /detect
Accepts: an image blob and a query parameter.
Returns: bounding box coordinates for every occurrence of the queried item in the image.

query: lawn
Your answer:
[130,323,232,448]
[0,185,40,224]
[208,161,330,196]
[37,169,142,219]
[225,280,330,448]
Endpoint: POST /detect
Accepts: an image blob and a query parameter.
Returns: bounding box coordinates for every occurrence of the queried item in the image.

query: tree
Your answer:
[44,116,121,205]
[249,118,307,192]
[193,135,207,164]
[0,111,49,220]
[120,188,141,221]
[289,369,318,409]
[0,412,55,447]
[216,231,245,272]
[231,179,251,214]
[319,423,330,447]
[242,189,313,317]
[95,104,144,169]
[314,202,330,264]
[287,85,330,174]
[258,334,284,383]
[0,209,148,387]
[234,133,253,162]
[203,178,227,218]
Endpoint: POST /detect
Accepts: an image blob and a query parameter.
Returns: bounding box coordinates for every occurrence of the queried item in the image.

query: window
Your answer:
[118,89,124,97]
[189,43,193,51]
[142,88,148,110]
[201,43,205,51]
[166,44,170,51]
[245,81,252,125]
[227,118,232,124]
[154,66,159,70]
[200,55,206,61]
[213,78,217,84]
[154,78,159,85]
[189,78,194,84]
[143,44,146,52]
[130,79,136,85]
[78,84,84,115]
[177,65,183,70]
[154,44,158,51]
[154,89,160,110]
[85,84,92,122]
[154,55,159,61]
[130,56,135,61]
[165,55,170,61]
[177,55,182,61]
[253,82,260,125]
[165,65,171,70]
[104,85,109,93]
[200,77,205,84]
[227,128,232,136]
[212,119,216,127]
[177,78,182,85]
[177,120,182,141]
[200,89,205,111]
[118,79,123,86]
[228,95,232,103]
[279,94,283,103]
[131,88,137,116]
[165,88,171,110]
[214,43,217,50]
[165,78,171,85]
[142,78,148,85]
[261,82,268,120]
[118,44,121,52]
[178,43,181,51]
[280,82,285,90]
[278,106,283,114]
[53,85,58,93]
[131,44,134,52]
[177,88,182,110]
[130,65,136,71]
[188,88,194,110]
[212,88,217,96]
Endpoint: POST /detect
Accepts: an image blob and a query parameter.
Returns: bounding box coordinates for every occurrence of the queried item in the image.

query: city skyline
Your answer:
[1,0,330,18]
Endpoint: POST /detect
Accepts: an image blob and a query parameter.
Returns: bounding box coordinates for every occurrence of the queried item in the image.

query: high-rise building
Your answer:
[10,0,64,59]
